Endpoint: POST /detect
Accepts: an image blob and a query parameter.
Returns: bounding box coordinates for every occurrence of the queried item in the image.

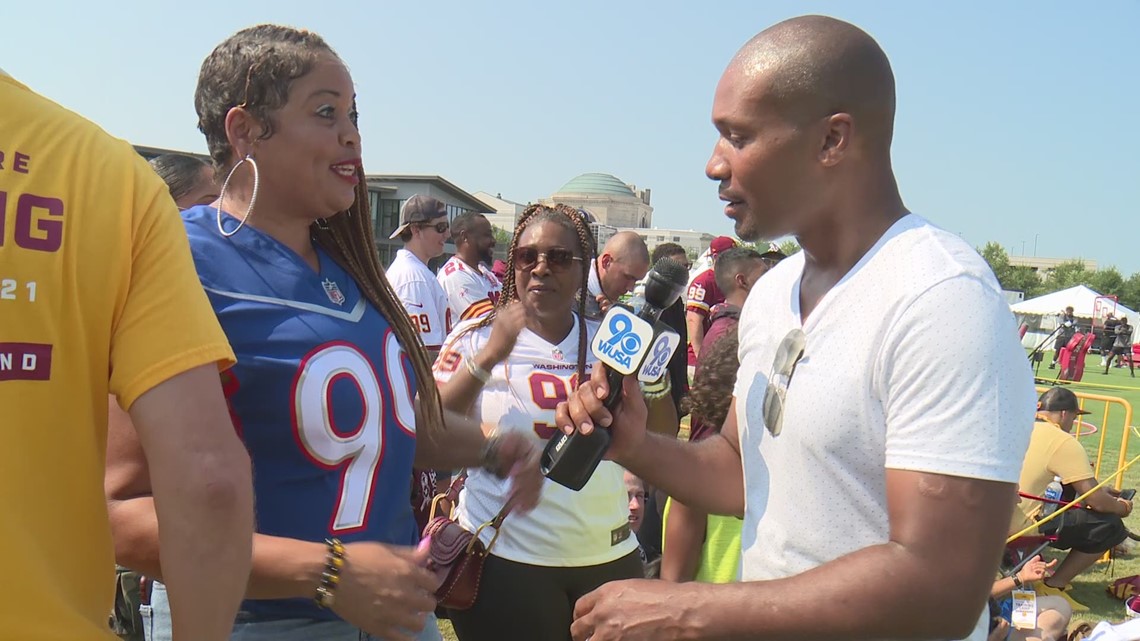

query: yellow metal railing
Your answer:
[1035,386,1134,490]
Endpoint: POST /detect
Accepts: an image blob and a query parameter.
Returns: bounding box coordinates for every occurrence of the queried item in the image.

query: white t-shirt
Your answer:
[386,248,451,350]
[436,255,502,323]
[434,317,638,567]
[733,214,1034,641]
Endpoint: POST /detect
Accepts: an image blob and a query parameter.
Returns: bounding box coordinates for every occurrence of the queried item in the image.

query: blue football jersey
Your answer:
[183,207,419,621]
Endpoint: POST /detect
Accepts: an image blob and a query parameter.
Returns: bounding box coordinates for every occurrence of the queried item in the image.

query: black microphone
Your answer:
[540,257,689,490]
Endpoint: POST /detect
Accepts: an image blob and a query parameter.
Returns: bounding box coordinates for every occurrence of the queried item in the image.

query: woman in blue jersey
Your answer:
[104,25,542,641]
[433,204,643,641]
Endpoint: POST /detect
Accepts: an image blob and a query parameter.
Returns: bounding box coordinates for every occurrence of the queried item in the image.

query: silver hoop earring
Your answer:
[315,217,330,230]
[216,154,259,238]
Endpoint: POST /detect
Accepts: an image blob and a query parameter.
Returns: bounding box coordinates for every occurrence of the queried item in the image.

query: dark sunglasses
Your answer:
[515,246,583,271]
[416,221,450,234]
[762,328,806,436]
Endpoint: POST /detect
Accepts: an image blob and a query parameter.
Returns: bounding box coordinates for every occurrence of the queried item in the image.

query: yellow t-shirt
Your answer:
[0,75,234,640]
[1010,420,1095,534]
[662,497,743,584]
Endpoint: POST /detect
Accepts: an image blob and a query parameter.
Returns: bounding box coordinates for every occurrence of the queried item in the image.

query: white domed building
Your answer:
[541,173,653,229]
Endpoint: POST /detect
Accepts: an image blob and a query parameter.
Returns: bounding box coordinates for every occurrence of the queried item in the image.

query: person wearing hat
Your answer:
[684,235,739,371]
[386,194,456,533]
[386,194,453,355]
[1010,387,1133,611]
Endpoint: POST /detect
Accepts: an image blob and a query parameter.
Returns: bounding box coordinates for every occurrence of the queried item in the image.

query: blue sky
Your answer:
[5,1,1138,273]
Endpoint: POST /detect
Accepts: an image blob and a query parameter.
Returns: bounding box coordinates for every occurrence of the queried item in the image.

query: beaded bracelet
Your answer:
[314,538,346,609]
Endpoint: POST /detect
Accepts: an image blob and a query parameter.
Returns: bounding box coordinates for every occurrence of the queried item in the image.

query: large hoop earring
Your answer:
[216,154,259,238]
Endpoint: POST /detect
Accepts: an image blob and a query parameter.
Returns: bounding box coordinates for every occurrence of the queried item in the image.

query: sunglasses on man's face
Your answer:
[514,246,583,272]
[417,221,450,234]
[762,328,806,436]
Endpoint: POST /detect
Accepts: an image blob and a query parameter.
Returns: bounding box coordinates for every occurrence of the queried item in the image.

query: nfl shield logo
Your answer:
[322,279,346,306]
[552,348,564,361]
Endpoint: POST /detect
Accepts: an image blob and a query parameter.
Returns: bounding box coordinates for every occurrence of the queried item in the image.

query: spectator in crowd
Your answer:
[437,211,501,323]
[990,555,1071,641]
[148,153,218,209]
[684,235,737,371]
[584,231,650,319]
[435,204,640,641]
[1010,387,1131,612]
[2,67,253,641]
[661,329,743,585]
[104,25,542,641]
[387,194,453,356]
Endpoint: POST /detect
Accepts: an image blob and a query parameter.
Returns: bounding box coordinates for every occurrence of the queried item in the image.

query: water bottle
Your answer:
[1041,475,1064,518]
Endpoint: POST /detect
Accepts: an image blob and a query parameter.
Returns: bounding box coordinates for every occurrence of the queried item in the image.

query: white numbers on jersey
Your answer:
[0,278,37,302]
[293,339,415,533]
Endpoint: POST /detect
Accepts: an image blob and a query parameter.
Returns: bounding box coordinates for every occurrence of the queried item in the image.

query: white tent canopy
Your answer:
[1011,285,1136,349]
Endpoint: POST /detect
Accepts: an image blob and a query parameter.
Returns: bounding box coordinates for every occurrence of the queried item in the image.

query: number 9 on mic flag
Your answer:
[591,305,656,375]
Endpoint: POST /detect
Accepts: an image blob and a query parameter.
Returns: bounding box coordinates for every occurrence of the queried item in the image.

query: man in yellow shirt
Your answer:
[1011,387,1132,611]
[0,71,254,640]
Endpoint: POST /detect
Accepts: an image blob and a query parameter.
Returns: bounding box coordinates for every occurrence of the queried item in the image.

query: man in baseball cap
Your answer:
[685,236,739,370]
[389,193,449,240]
[385,194,452,354]
[1009,386,1131,611]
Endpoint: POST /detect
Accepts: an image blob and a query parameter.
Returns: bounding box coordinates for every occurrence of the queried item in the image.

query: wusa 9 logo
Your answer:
[591,307,655,375]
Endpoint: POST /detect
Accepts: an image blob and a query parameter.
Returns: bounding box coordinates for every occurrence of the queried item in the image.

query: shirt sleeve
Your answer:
[433,324,475,385]
[394,278,448,350]
[879,275,1036,483]
[685,272,714,317]
[440,268,494,322]
[1049,436,1096,485]
[109,166,235,409]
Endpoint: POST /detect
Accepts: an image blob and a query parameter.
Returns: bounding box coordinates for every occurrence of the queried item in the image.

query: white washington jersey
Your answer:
[434,317,637,567]
[386,249,451,350]
[436,255,502,323]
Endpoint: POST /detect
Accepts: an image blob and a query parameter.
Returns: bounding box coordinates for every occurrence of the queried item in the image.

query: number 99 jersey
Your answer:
[434,316,637,567]
[183,207,419,621]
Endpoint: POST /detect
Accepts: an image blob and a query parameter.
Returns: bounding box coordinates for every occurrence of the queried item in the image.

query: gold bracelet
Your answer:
[314,538,346,609]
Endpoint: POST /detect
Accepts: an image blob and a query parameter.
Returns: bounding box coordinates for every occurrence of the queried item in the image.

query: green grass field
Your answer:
[433,354,1140,639]
[1028,353,1140,627]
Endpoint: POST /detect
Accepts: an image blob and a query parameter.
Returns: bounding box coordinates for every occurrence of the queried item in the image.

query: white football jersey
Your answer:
[386,249,451,350]
[434,316,637,567]
[436,255,502,323]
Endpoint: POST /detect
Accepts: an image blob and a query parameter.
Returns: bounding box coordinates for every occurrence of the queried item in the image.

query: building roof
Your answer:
[554,173,635,198]
[364,174,491,213]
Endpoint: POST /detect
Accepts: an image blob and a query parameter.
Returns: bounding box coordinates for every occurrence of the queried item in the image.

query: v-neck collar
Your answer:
[792,213,916,331]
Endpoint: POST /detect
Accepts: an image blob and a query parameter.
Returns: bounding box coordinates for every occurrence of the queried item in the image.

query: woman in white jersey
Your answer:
[433,204,641,640]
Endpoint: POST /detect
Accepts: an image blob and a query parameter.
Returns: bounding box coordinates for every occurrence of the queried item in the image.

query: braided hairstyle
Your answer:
[683,328,739,430]
[195,24,444,436]
[313,173,444,437]
[459,203,596,386]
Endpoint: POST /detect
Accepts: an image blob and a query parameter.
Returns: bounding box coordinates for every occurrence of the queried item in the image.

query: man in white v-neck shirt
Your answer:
[560,15,1034,641]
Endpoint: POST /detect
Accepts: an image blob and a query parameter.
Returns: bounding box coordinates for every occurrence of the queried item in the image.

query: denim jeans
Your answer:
[142,582,442,641]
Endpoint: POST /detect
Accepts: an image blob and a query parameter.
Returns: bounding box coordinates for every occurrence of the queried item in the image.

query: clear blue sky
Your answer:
[5,1,1138,273]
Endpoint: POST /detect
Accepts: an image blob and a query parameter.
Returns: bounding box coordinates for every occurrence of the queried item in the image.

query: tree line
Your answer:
[979,242,1140,311]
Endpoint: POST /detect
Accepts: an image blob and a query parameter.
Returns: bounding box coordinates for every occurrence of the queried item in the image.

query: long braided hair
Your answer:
[196,24,444,436]
[459,203,596,386]
[313,173,444,437]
